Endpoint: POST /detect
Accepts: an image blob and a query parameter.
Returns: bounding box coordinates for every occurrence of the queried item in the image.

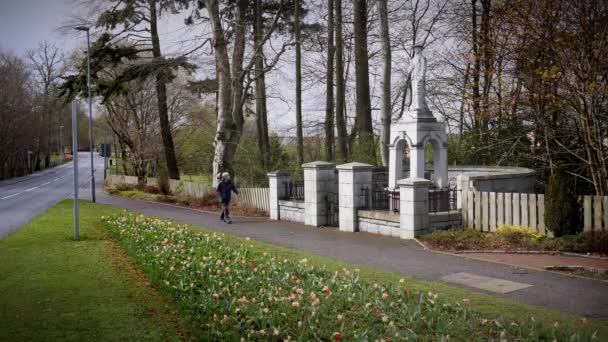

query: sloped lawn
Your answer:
[104,213,600,341]
[0,200,182,341]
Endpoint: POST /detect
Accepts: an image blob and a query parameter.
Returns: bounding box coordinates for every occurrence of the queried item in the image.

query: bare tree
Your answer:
[378,0,391,166]
[334,0,348,161]
[325,0,335,161]
[295,0,305,165]
[353,0,375,163]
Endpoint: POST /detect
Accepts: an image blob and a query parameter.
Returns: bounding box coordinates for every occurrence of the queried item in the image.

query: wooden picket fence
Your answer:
[233,188,270,212]
[461,191,608,235]
[105,175,270,213]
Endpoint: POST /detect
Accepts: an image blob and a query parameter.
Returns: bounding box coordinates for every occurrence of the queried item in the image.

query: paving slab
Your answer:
[441,272,532,294]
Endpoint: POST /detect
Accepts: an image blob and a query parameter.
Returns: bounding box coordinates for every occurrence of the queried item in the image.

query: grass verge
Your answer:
[104,212,604,340]
[0,200,183,341]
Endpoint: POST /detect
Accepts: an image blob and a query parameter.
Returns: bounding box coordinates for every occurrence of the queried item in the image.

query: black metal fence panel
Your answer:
[281,181,304,201]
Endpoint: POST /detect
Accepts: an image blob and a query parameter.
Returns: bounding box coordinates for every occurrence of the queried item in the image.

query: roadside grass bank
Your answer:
[104,212,604,341]
[0,200,183,341]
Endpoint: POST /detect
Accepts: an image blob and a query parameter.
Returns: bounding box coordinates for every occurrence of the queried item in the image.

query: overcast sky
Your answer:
[0,0,397,136]
[0,0,80,55]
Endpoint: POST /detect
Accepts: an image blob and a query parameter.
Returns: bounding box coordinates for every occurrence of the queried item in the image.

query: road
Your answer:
[0,152,103,239]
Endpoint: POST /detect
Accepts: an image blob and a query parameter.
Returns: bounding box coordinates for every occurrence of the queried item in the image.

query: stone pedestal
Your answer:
[267,170,290,220]
[398,177,432,239]
[337,162,373,232]
[303,161,336,227]
[388,117,448,190]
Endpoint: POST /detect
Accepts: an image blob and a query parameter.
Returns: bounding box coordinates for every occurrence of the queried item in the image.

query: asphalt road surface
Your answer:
[0,152,103,239]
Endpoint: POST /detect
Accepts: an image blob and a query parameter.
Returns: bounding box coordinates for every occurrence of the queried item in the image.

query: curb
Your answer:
[414,239,608,284]
[453,250,608,260]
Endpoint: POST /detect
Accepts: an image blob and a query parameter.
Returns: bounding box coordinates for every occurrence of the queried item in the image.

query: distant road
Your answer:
[0,152,103,239]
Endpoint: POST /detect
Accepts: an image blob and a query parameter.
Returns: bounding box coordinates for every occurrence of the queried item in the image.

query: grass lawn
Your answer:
[1,200,605,340]
[0,200,183,341]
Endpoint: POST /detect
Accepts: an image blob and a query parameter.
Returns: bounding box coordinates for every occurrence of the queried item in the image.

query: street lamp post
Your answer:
[104,119,108,180]
[75,25,96,202]
[59,125,64,163]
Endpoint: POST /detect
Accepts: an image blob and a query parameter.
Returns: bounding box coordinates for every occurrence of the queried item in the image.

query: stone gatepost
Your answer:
[303,161,336,227]
[398,177,432,239]
[267,170,290,220]
[337,162,374,232]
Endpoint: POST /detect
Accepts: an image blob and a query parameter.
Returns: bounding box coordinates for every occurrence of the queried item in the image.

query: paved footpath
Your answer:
[96,191,608,320]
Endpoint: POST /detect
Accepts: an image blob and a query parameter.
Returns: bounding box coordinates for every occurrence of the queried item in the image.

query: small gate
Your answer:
[325,192,339,227]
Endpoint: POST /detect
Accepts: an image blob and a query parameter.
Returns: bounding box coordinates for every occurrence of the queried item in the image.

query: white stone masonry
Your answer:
[302,161,336,227]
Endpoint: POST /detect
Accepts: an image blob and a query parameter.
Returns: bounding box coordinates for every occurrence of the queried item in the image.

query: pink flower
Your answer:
[337,314,343,321]
[291,301,300,308]
[381,292,388,300]
[463,298,471,306]
[212,293,219,299]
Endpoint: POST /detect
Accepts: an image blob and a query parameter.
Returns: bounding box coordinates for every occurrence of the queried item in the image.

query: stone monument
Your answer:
[388,45,448,189]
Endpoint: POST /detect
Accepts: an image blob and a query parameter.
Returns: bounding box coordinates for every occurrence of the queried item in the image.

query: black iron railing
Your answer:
[428,186,458,213]
[282,181,304,201]
[361,188,400,213]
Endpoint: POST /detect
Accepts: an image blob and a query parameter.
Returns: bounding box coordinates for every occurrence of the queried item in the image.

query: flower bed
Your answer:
[422,226,608,255]
[103,213,594,341]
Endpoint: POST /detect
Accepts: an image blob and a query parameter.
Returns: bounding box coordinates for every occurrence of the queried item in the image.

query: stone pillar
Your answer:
[303,161,336,227]
[337,162,373,232]
[388,145,403,189]
[409,145,425,179]
[433,144,449,188]
[398,177,432,239]
[267,170,290,220]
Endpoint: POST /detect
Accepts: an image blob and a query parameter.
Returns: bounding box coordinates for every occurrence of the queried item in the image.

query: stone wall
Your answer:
[429,210,462,230]
[278,200,305,223]
[357,210,400,237]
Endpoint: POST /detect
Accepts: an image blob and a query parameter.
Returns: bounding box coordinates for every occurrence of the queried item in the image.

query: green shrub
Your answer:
[118,190,141,198]
[547,232,608,254]
[545,168,581,237]
[115,183,136,192]
[422,229,487,250]
[495,225,543,244]
[143,185,160,194]
[197,191,220,207]
[105,185,119,195]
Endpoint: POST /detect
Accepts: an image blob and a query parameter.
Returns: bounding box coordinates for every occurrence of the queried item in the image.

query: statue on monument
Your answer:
[408,45,429,113]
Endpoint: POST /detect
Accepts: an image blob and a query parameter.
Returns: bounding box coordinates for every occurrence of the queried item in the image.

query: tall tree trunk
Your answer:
[325,0,335,161]
[459,63,471,135]
[334,0,348,161]
[207,0,234,181]
[295,0,304,165]
[353,0,375,163]
[206,0,248,184]
[471,0,482,132]
[254,0,270,169]
[149,0,180,179]
[480,0,492,129]
[378,0,391,166]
